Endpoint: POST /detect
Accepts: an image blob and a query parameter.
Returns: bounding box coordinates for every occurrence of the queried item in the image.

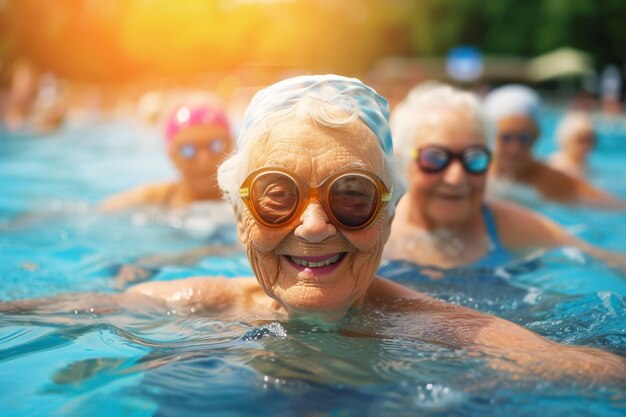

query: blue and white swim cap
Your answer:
[239,74,393,156]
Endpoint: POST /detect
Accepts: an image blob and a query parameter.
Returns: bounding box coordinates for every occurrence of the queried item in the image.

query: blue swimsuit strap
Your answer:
[482,204,503,247]
[471,204,514,268]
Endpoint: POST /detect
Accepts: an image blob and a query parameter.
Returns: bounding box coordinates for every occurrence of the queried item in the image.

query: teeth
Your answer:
[289,254,341,268]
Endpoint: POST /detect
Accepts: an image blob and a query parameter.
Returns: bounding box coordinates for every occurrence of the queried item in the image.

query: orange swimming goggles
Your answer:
[239,167,392,230]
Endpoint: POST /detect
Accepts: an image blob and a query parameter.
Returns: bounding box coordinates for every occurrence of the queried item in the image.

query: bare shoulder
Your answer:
[527,162,578,201]
[487,199,569,249]
[368,279,567,346]
[367,277,457,311]
[101,182,174,212]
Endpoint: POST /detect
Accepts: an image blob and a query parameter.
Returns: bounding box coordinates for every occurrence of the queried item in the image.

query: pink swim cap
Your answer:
[165,105,230,145]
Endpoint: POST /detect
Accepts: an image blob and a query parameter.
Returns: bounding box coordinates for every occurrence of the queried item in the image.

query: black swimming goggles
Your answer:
[498,131,535,146]
[412,145,491,175]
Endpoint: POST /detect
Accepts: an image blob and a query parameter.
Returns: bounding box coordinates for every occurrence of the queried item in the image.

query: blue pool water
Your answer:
[1,113,625,417]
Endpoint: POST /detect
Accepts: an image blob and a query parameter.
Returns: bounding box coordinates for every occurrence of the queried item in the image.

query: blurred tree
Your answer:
[2,0,142,83]
[0,0,624,85]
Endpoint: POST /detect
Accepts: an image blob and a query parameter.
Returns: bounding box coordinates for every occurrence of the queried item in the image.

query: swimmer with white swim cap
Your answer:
[483,84,623,210]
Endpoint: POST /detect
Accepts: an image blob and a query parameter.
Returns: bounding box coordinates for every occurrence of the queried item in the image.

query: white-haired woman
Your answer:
[483,84,622,209]
[4,75,625,381]
[547,111,596,178]
[386,82,626,270]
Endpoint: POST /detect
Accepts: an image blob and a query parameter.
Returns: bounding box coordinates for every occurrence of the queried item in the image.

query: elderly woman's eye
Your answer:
[260,184,297,210]
[264,183,293,199]
[251,177,299,224]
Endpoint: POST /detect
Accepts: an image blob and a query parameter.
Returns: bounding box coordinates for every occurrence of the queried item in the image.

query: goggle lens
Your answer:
[179,144,197,159]
[251,173,299,225]
[463,148,490,174]
[329,175,378,227]
[418,148,450,172]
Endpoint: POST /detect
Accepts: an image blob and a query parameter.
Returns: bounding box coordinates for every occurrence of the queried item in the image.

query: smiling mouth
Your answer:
[284,252,347,274]
[437,194,468,200]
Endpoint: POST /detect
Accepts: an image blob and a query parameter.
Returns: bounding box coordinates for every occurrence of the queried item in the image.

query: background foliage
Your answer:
[0,0,624,84]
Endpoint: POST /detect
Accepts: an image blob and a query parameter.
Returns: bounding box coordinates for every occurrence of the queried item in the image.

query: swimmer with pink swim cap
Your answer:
[102,104,234,211]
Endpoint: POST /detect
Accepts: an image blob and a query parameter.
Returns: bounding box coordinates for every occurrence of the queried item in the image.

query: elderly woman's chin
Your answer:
[426,196,477,227]
[266,259,371,322]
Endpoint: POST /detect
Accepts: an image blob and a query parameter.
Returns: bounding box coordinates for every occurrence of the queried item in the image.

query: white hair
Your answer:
[555,111,594,148]
[217,95,407,214]
[390,81,488,158]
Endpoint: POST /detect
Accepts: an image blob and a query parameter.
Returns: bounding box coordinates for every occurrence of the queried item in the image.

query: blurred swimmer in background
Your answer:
[101,104,240,288]
[483,84,623,210]
[1,59,38,131]
[102,105,233,211]
[385,82,626,271]
[547,111,596,178]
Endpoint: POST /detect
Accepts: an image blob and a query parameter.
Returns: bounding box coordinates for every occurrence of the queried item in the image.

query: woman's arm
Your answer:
[125,276,252,314]
[530,163,625,210]
[493,199,626,272]
[473,312,626,381]
[0,291,161,315]
[371,280,626,382]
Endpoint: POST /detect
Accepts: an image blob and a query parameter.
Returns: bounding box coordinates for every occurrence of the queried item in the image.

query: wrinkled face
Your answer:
[494,115,538,170]
[238,119,392,321]
[407,109,487,228]
[169,124,233,179]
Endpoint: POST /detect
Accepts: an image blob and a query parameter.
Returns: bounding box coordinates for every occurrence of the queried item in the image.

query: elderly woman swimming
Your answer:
[3,75,625,380]
[386,82,626,269]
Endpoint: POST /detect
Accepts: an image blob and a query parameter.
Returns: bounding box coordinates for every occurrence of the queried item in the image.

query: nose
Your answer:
[294,200,337,243]
[503,138,523,154]
[442,159,467,185]
[195,149,213,163]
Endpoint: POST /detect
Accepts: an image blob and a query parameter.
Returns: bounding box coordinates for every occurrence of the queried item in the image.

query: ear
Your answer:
[531,122,541,139]
[167,145,181,168]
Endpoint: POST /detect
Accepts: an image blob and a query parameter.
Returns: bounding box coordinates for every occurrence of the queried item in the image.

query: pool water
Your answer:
[1,113,625,417]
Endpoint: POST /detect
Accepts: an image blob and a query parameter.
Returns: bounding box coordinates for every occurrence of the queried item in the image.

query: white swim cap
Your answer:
[239,74,393,156]
[483,84,541,124]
